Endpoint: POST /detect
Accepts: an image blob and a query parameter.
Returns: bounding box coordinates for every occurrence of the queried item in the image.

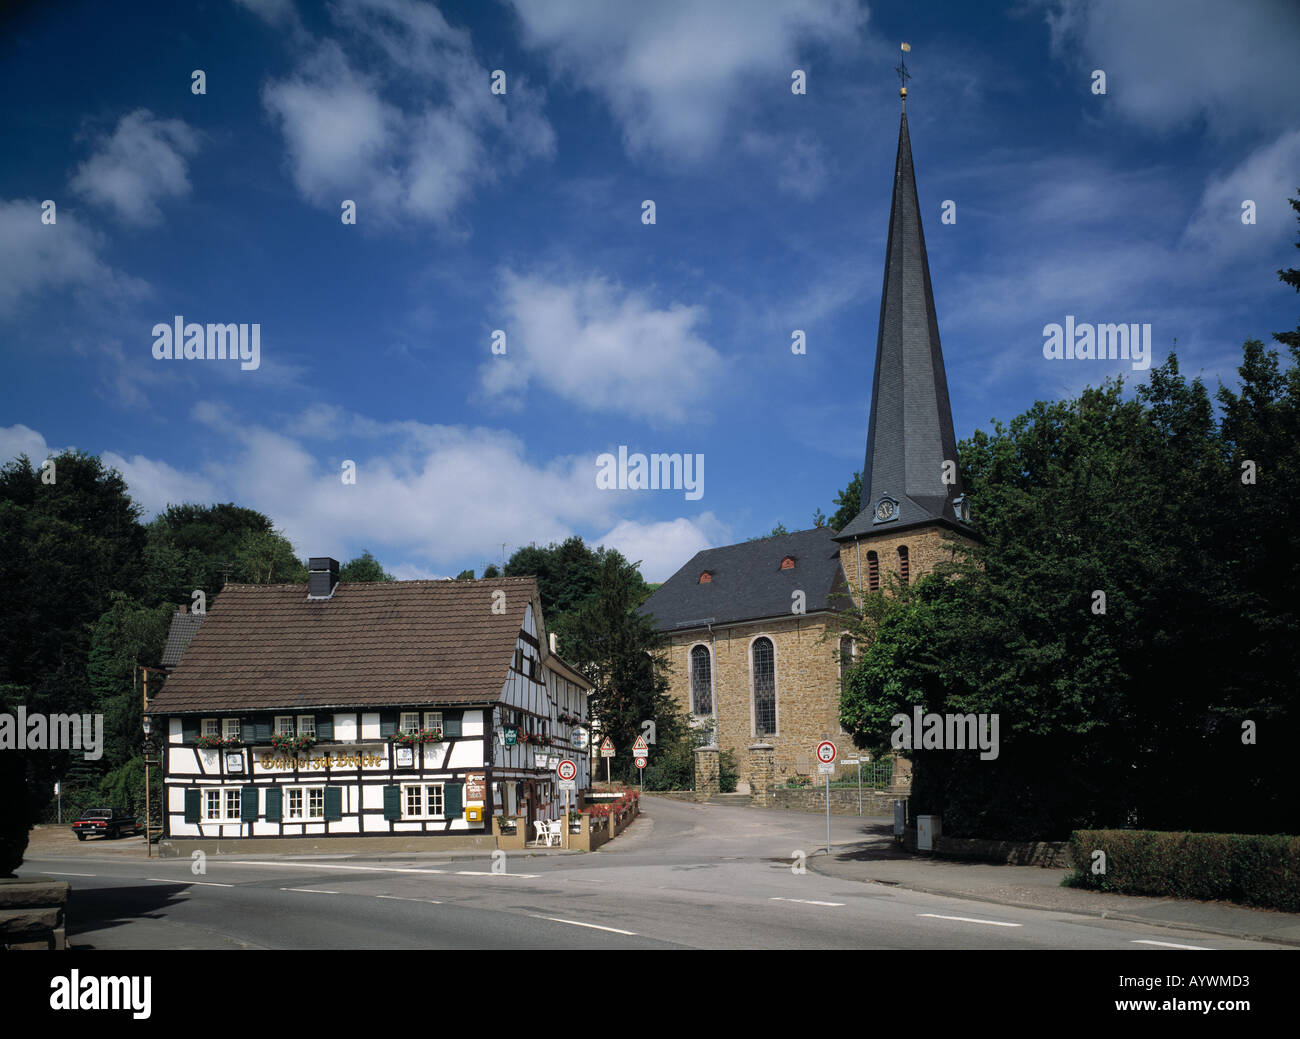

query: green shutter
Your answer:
[316,714,334,740]
[443,782,463,818]
[379,712,398,737]
[184,788,201,824]
[254,720,272,743]
[323,786,342,821]
[241,786,259,822]
[382,785,401,821]
[265,787,282,822]
[181,718,199,745]
[442,711,463,738]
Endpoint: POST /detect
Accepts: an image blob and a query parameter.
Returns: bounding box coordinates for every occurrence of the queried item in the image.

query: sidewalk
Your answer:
[811,820,1300,948]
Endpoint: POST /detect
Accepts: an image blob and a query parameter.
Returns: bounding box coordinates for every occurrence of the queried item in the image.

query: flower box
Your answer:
[269,733,317,755]
[196,735,243,749]
[393,728,443,746]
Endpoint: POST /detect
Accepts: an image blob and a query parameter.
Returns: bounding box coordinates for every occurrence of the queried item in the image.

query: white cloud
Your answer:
[260,0,554,226]
[597,513,730,582]
[0,424,56,466]
[233,0,300,27]
[99,451,218,516]
[741,131,829,198]
[69,110,201,226]
[508,0,867,159]
[0,198,143,318]
[479,271,723,423]
[1184,128,1300,260]
[1037,0,1300,135]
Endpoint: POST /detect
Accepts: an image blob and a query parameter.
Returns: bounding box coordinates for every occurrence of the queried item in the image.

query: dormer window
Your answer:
[780,556,795,570]
[699,571,712,584]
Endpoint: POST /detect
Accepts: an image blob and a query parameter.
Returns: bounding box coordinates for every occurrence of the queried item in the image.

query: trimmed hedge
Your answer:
[1066,829,1300,912]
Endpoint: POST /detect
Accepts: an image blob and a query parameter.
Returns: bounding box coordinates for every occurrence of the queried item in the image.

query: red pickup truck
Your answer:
[71,808,144,841]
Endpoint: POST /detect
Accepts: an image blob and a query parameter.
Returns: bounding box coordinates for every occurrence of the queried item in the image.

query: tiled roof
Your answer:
[837,108,972,541]
[151,577,542,714]
[637,527,850,632]
[161,610,205,668]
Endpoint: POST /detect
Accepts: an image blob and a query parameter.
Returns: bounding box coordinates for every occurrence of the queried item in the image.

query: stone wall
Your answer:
[769,786,904,817]
[0,876,69,950]
[837,525,974,600]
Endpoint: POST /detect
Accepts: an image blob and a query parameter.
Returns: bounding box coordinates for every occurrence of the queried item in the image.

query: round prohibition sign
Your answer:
[816,740,837,764]
[634,756,648,769]
[556,758,578,781]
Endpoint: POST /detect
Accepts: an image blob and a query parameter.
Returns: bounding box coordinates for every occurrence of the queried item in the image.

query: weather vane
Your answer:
[896,42,911,101]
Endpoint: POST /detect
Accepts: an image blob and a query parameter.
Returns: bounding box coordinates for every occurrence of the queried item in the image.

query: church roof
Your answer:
[638,527,850,632]
[836,106,972,542]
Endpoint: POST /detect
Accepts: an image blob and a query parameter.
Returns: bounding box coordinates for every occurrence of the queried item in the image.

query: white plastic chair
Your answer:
[532,819,554,846]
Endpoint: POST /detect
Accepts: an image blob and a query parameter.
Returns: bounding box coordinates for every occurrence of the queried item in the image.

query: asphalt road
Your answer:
[17,797,1290,950]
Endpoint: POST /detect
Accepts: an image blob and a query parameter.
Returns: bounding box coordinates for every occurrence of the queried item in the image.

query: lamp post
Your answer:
[142,713,153,859]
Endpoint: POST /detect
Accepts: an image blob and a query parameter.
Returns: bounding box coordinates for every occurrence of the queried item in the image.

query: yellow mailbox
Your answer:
[464,805,484,823]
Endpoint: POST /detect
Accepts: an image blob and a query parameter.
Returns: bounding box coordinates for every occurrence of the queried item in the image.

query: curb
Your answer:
[808,860,1300,948]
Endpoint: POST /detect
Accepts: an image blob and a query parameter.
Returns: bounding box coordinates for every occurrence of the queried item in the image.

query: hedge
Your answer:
[1066,829,1300,912]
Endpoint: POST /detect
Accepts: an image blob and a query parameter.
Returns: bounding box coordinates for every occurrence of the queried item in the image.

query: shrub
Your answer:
[719,749,739,793]
[1066,829,1300,912]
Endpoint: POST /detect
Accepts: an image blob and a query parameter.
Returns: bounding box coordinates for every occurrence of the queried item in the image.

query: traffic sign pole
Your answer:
[857,759,862,817]
[815,741,837,855]
[826,769,831,854]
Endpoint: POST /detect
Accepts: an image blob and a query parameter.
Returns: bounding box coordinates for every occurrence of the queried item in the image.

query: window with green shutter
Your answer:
[379,712,398,737]
[181,718,199,745]
[382,785,401,821]
[241,786,259,822]
[242,719,258,743]
[184,788,201,824]
[253,719,272,743]
[323,787,343,821]
[265,787,283,822]
[442,711,463,739]
[315,714,334,740]
[444,782,464,818]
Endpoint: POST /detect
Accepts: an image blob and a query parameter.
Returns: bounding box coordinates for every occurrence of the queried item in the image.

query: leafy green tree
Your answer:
[829,470,862,531]
[340,550,395,582]
[482,563,500,579]
[1275,191,1299,351]
[87,593,173,771]
[454,568,476,581]
[141,503,276,602]
[233,528,305,583]
[746,522,789,542]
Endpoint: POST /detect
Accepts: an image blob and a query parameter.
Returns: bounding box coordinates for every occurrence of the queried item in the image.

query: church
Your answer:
[640,71,977,793]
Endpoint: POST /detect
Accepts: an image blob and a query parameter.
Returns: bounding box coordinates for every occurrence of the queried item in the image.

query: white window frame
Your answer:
[222,718,241,740]
[423,711,442,733]
[201,718,219,737]
[400,782,445,820]
[285,785,326,821]
[203,788,222,820]
[223,787,241,820]
[400,712,421,733]
[296,715,315,737]
[274,716,294,736]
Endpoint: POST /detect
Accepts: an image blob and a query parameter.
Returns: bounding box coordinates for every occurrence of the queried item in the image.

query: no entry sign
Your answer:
[816,740,837,765]
[556,758,577,782]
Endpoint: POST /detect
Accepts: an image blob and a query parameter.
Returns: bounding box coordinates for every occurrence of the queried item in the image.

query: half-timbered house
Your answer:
[149,560,591,841]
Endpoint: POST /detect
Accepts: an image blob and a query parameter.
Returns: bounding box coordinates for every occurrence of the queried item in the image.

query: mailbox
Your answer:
[464,805,484,823]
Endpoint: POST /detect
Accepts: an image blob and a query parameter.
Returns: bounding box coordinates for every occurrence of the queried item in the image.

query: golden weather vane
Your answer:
[896,42,911,101]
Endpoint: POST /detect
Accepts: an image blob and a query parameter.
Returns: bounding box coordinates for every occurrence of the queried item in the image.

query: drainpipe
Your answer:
[707,622,720,748]
[855,537,863,607]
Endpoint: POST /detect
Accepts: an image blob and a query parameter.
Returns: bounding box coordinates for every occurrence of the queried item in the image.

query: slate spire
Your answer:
[836,82,970,541]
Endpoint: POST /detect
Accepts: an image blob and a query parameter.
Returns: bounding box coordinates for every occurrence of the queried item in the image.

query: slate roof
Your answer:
[150,577,543,714]
[837,108,972,541]
[161,610,205,668]
[638,527,851,632]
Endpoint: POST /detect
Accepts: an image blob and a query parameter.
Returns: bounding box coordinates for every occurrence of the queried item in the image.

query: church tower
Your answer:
[836,51,976,601]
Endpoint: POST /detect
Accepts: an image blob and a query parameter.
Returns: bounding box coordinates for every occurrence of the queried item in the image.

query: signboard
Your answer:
[556,759,578,782]
[818,764,835,774]
[558,779,576,793]
[816,740,837,765]
[573,727,589,750]
[535,754,551,769]
[503,725,518,747]
[842,758,860,765]
[599,737,615,758]
[256,747,386,772]
[465,771,486,801]
[395,746,414,768]
[634,755,647,769]
[225,752,245,773]
[632,735,649,755]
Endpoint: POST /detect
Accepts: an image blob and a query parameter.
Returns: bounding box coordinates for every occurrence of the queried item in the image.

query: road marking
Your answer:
[529,914,637,936]
[769,897,845,907]
[38,871,96,877]
[1132,939,1208,950]
[376,894,442,905]
[228,861,447,875]
[917,913,1021,927]
[280,887,340,894]
[455,870,540,878]
[145,878,234,888]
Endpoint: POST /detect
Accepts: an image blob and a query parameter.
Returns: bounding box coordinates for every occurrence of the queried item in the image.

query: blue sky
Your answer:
[2,0,1298,581]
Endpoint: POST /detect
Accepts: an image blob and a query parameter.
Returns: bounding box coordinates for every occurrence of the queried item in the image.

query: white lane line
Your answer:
[529,914,637,936]
[376,895,442,905]
[228,861,448,875]
[1132,939,1209,950]
[145,878,234,888]
[38,871,96,877]
[917,913,1022,928]
[769,897,845,907]
[280,887,340,894]
[455,870,540,878]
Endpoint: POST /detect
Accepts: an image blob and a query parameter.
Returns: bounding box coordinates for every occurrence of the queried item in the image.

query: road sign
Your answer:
[842,758,860,765]
[818,763,835,774]
[573,727,589,750]
[816,740,837,765]
[558,779,576,793]
[600,737,615,758]
[632,734,649,755]
[557,759,577,781]
[634,755,647,769]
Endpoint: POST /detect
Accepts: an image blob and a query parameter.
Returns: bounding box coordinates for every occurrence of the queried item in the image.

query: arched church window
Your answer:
[690,644,713,716]
[898,545,910,584]
[866,551,880,592]
[752,637,776,735]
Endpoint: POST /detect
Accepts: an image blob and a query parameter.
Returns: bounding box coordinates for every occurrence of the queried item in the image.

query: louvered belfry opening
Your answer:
[898,545,910,584]
[867,550,880,592]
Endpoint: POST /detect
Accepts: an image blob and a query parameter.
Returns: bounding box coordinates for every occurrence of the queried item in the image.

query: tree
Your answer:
[340,550,395,582]
[1275,191,1300,351]
[828,471,862,531]
[483,564,500,579]
[454,568,476,581]
[233,528,305,583]
[141,502,276,603]
[746,522,789,542]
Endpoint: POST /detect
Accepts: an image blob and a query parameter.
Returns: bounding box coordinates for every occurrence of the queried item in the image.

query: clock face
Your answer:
[875,500,895,521]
